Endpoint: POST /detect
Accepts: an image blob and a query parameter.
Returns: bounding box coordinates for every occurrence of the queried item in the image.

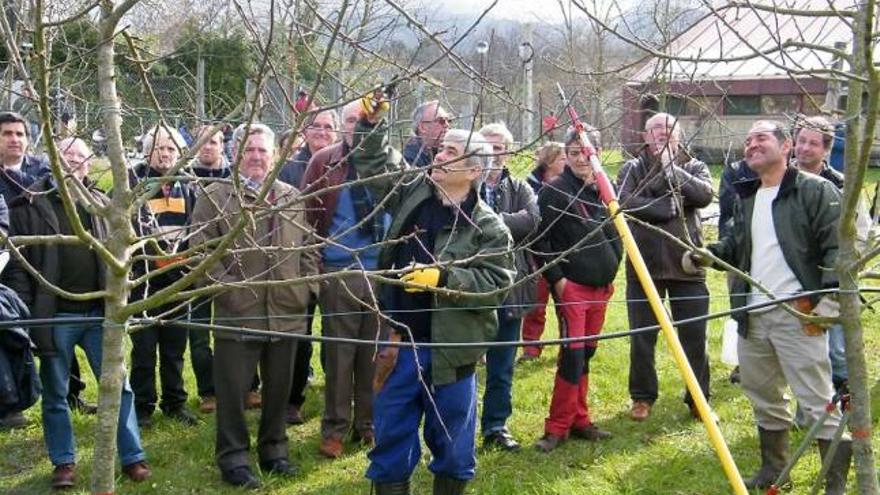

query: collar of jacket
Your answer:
[742,165,801,199]
[480,167,510,193]
[792,159,844,189]
[527,169,543,187]
[426,182,479,222]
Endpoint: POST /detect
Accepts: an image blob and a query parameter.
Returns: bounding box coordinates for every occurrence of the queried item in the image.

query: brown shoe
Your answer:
[570,424,612,441]
[51,463,75,490]
[286,405,304,425]
[630,400,651,421]
[318,436,344,459]
[122,461,152,482]
[199,396,216,414]
[246,391,262,409]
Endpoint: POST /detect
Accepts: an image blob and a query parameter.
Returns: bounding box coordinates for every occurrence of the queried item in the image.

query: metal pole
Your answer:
[196,55,206,121]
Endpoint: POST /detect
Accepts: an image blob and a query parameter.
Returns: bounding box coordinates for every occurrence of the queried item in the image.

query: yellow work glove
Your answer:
[360,88,391,122]
[400,267,441,293]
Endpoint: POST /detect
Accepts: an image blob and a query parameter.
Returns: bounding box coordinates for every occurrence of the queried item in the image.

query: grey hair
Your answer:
[306,109,339,130]
[563,125,602,149]
[411,100,440,135]
[232,122,276,150]
[341,100,362,120]
[142,124,186,156]
[442,129,491,171]
[56,136,92,157]
[479,122,514,147]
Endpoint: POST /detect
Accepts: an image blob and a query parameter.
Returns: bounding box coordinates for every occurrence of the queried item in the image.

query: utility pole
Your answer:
[519,24,535,146]
[196,55,206,121]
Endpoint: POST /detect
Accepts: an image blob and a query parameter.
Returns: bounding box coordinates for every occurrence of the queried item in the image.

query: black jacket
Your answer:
[535,166,622,288]
[718,160,758,238]
[617,149,713,282]
[481,169,541,318]
[2,176,109,355]
[0,285,39,416]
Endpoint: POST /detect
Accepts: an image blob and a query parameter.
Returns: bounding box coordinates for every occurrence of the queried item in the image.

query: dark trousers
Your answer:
[627,279,710,406]
[319,272,377,439]
[189,299,215,398]
[289,299,316,407]
[214,338,297,470]
[481,310,521,435]
[130,323,189,415]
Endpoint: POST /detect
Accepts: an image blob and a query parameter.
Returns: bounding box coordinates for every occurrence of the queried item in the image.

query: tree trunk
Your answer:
[91,4,139,493]
[840,1,879,493]
[91,302,127,494]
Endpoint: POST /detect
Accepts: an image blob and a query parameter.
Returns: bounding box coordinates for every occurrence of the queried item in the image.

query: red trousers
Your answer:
[544,281,613,437]
[521,276,550,357]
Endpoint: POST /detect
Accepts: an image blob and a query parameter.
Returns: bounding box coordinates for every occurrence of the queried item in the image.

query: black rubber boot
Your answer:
[744,427,790,489]
[373,481,410,495]
[818,439,852,495]
[433,475,468,495]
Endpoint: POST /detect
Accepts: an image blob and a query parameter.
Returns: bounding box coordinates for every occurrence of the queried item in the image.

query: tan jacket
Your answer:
[191,179,320,339]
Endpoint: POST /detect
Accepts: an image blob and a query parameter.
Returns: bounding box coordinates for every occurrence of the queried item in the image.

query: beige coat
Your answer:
[191,179,320,338]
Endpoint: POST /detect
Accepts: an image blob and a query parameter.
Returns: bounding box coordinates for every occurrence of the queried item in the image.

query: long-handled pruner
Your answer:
[556,83,748,495]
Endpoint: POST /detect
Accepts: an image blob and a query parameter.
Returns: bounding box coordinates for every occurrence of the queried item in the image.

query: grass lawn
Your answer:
[1,152,878,494]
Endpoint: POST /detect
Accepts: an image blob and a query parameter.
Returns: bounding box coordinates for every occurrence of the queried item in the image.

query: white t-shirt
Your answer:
[749,185,803,310]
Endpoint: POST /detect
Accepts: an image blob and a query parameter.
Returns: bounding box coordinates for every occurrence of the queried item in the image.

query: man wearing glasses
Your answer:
[403,100,451,167]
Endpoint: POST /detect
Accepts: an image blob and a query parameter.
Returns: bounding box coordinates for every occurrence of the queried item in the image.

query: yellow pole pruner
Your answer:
[556,84,748,495]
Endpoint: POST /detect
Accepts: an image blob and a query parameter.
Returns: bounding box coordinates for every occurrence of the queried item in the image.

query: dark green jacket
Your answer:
[351,120,515,385]
[707,167,841,336]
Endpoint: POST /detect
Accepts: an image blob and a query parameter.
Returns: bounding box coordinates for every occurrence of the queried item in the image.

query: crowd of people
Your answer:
[0,98,867,495]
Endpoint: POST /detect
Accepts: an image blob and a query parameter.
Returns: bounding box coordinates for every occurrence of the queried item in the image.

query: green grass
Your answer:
[1,267,878,494]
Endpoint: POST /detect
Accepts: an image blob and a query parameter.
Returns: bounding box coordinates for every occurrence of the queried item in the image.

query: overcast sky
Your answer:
[423,0,569,23]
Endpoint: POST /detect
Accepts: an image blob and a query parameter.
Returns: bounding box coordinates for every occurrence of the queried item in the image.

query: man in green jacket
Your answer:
[693,120,851,494]
[352,113,514,495]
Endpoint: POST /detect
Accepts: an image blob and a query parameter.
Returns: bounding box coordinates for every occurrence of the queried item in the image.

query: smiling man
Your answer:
[351,111,514,495]
[700,120,851,493]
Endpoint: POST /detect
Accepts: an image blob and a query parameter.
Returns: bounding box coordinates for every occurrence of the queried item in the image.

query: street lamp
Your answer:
[519,40,535,145]
[475,40,489,127]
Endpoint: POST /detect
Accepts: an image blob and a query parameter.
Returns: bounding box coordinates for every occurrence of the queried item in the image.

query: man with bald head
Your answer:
[617,112,714,421]
[3,138,150,488]
[699,120,851,493]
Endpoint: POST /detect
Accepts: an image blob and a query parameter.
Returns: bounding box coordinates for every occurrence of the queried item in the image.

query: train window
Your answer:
[724,95,762,115]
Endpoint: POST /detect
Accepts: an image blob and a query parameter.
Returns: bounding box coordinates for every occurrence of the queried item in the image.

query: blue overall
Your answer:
[366,346,477,483]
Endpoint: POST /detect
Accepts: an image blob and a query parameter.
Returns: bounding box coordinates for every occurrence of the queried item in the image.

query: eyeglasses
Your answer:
[425,117,450,126]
